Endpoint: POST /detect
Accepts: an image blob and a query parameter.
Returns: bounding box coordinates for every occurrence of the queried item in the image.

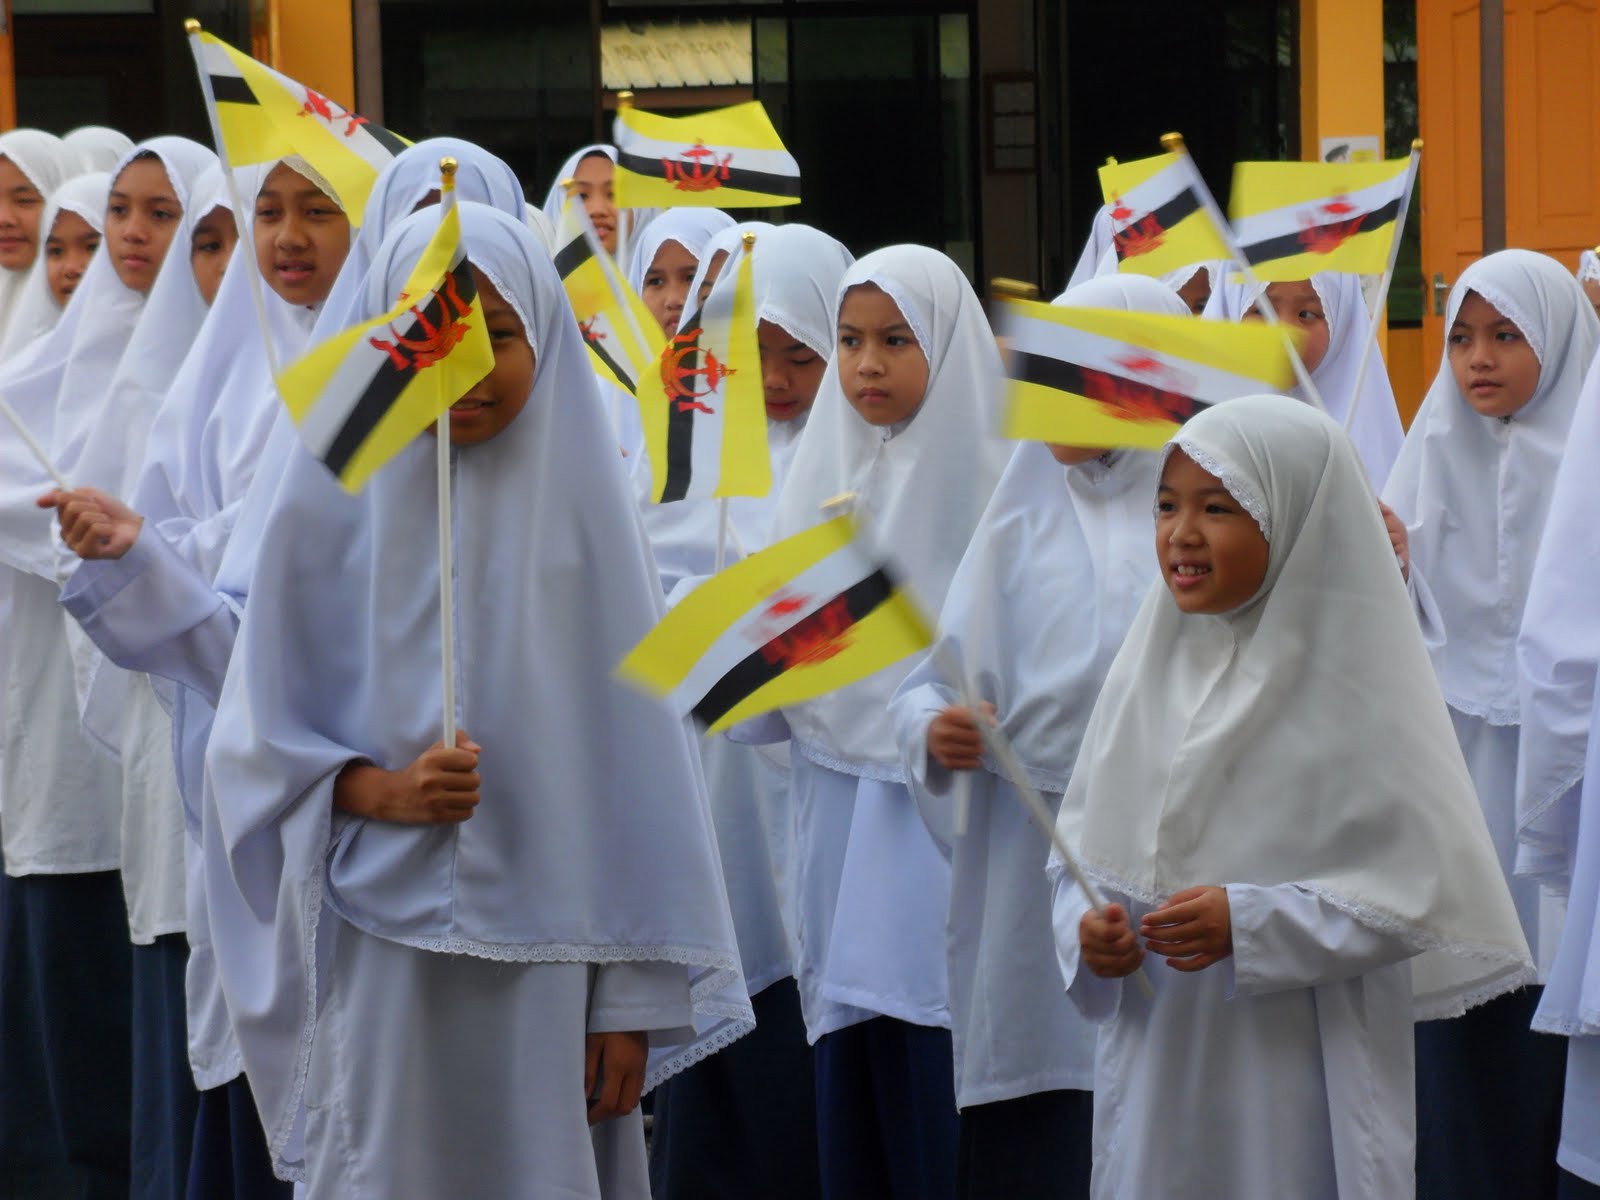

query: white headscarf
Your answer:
[624,205,736,296]
[906,273,1182,787]
[1384,250,1600,731]
[639,223,855,594]
[522,201,556,252]
[1577,248,1600,287]
[0,171,111,360]
[1205,270,1405,486]
[1066,202,1117,290]
[1050,395,1534,1018]
[0,130,71,343]
[62,126,135,174]
[540,143,657,266]
[771,243,1012,771]
[203,203,750,1175]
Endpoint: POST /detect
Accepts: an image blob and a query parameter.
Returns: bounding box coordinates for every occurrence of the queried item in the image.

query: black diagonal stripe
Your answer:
[362,124,408,156]
[617,149,802,201]
[691,570,897,728]
[553,235,591,281]
[209,74,258,107]
[321,257,480,479]
[1238,196,1402,267]
[658,304,704,503]
[1112,187,1204,261]
[584,330,638,395]
[1011,348,1206,426]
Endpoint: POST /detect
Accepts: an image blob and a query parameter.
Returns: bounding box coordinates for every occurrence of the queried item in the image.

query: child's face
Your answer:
[1243,280,1330,374]
[1175,270,1211,315]
[757,318,825,422]
[189,205,237,306]
[836,283,929,427]
[1448,290,1541,418]
[105,157,182,293]
[0,156,44,272]
[642,239,697,336]
[254,163,350,308]
[1584,278,1600,321]
[45,210,100,306]
[1156,448,1270,615]
[437,268,535,447]
[572,153,617,255]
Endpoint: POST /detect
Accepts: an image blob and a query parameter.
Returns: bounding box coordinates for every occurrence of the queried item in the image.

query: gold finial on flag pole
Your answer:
[184,17,201,34]
[990,277,1039,302]
[742,231,757,249]
[1104,157,1118,168]
[1412,138,1424,152]
[617,90,635,109]
[440,156,458,184]
[1159,131,1186,153]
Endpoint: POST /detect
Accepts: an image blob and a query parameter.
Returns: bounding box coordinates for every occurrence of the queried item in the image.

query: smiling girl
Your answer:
[1384,249,1600,1200]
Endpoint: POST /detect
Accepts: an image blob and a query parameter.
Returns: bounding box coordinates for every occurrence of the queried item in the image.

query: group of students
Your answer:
[0,119,1595,1200]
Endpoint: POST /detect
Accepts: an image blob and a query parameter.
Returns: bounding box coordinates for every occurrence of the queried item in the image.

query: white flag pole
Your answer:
[184,20,282,381]
[435,157,460,748]
[1344,140,1423,434]
[0,393,68,489]
[1159,132,1326,414]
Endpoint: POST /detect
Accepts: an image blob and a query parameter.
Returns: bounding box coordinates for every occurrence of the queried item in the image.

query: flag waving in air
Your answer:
[275,168,494,492]
[642,234,770,504]
[553,188,665,398]
[1098,151,1233,277]
[186,23,408,221]
[1228,157,1414,281]
[1000,298,1299,449]
[618,513,932,732]
[614,99,800,209]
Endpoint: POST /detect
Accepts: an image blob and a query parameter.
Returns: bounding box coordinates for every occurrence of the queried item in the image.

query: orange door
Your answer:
[1419,0,1600,367]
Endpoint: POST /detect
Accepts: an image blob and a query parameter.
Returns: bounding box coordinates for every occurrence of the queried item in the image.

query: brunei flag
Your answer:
[618,513,933,732]
[1000,298,1298,450]
[1099,152,1233,277]
[188,27,408,221]
[642,235,769,504]
[553,191,664,398]
[613,100,800,209]
[275,190,494,492]
[1229,158,1412,281]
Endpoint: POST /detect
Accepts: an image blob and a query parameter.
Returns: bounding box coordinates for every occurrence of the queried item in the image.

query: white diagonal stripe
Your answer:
[1232,170,1407,247]
[616,126,798,179]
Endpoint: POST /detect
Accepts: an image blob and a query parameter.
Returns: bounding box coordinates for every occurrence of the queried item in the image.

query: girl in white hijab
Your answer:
[743,243,1010,1199]
[62,125,134,175]
[0,129,71,347]
[50,156,351,1200]
[890,273,1184,1200]
[541,143,656,263]
[1051,395,1531,1199]
[1205,270,1405,486]
[203,203,750,1196]
[0,170,110,361]
[1576,247,1600,318]
[643,223,852,1200]
[1383,249,1600,1200]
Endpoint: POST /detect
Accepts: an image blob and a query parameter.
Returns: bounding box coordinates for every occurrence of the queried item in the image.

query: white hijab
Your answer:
[1051,395,1534,1018]
[624,205,736,295]
[540,143,657,266]
[1385,250,1600,731]
[771,243,1012,771]
[204,203,749,1175]
[638,222,854,594]
[1066,202,1117,290]
[0,130,72,343]
[906,273,1181,787]
[0,171,111,360]
[1577,248,1600,287]
[1205,270,1405,486]
[62,126,134,174]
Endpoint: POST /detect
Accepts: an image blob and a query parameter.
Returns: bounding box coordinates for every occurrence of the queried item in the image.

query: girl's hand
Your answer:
[1378,500,1409,580]
[1141,885,1233,972]
[332,732,482,824]
[37,487,144,560]
[584,1031,648,1126]
[1079,903,1145,978]
[928,702,996,771]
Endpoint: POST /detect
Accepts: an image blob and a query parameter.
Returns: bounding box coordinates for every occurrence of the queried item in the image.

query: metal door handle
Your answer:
[1432,272,1451,316]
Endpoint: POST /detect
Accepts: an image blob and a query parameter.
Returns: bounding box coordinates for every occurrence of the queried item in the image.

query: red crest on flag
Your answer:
[758,595,854,670]
[297,88,371,138]
[1081,352,1197,425]
[662,141,733,193]
[660,328,733,414]
[369,272,473,372]
[1112,214,1167,260]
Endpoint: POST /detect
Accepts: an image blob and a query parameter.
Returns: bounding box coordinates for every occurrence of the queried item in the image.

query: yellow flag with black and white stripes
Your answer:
[1099,152,1233,277]
[553,190,665,398]
[642,233,769,504]
[275,186,493,492]
[613,100,800,209]
[186,25,409,221]
[1228,157,1415,282]
[618,513,933,732]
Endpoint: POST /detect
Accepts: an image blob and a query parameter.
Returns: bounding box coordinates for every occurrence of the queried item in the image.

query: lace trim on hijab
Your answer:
[1465,276,1547,363]
[1169,436,1273,541]
[476,261,536,355]
[794,737,908,784]
[1579,249,1600,286]
[281,156,342,212]
[865,273,932,364]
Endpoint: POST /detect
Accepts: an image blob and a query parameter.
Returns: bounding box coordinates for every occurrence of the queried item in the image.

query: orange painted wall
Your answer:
[274,0,356,111]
